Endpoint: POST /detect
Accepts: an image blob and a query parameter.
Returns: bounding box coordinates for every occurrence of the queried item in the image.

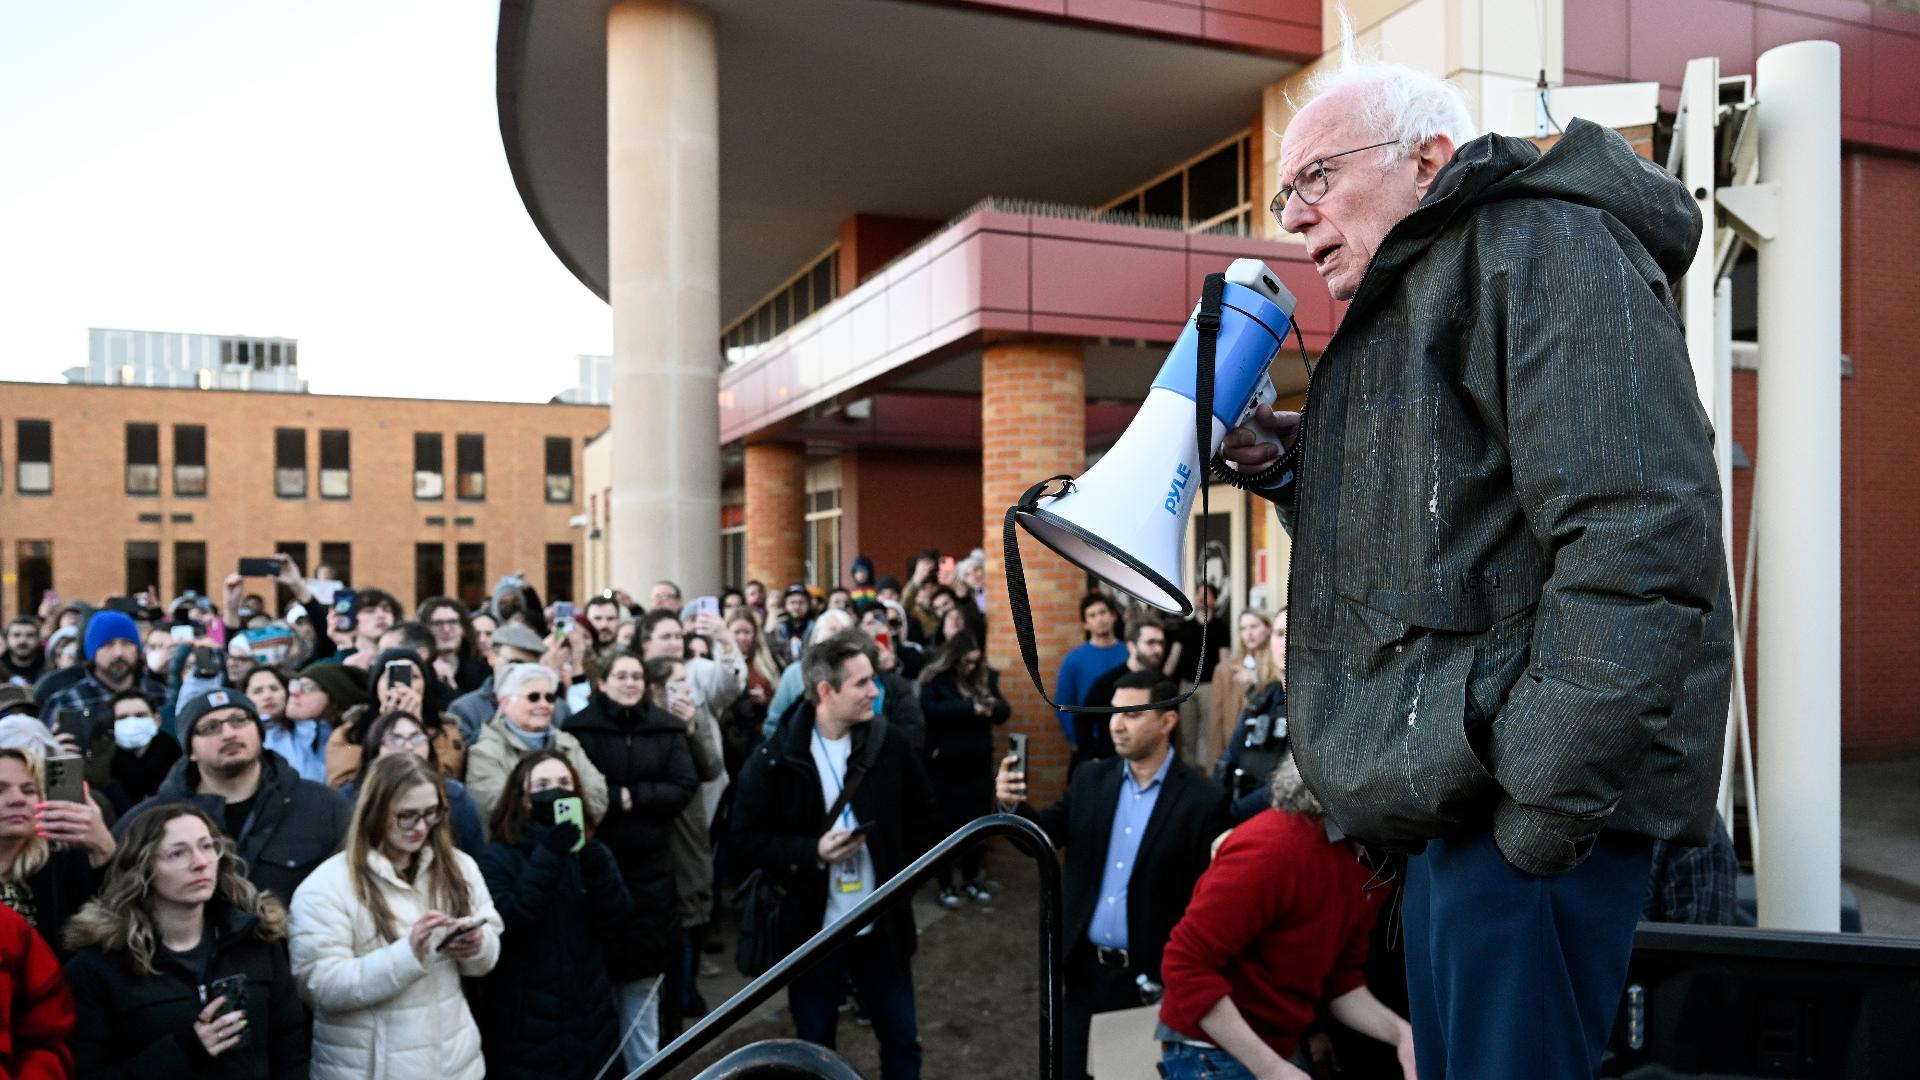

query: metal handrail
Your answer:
[635,813,1063,1080]
[690,1040,866,1080]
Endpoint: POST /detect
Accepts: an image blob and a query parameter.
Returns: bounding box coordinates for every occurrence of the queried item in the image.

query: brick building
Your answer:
[500,0,1920,801]
[0,382,607,619]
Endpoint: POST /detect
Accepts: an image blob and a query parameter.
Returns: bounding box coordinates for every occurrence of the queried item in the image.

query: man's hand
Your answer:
[817,827,865,865]
[1218,405,1301,471]
[994,752,1026,811]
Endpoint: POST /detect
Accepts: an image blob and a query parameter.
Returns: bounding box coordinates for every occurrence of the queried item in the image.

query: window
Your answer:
[415,543,446,607]
[274,428,306,498]
[721,526,745,590]
[545,542,575,603]
[1103,132,1254,237]
[414,433,444,500]
[15,541,52,615]
[125,423,160,496]
[274,541,307,614]
[174,425,207,496]
[174,541,207,598]
[319,542,352,587]
[126,541,161,597]
[804,488,842,589]
[456,543,487,610]
[456,434,485,500]
[16,421,51,494]
[545,437,574,503]
[319,430,350,499]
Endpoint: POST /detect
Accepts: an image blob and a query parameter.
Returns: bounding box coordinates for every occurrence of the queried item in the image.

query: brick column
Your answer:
[983,340,1086,805]
[744,442,806,591]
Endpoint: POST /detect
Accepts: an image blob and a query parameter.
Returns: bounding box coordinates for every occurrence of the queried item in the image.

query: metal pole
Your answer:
[1753,39,1842,932]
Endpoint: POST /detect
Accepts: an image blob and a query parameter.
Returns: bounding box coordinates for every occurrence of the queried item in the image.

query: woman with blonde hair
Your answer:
[1204,608,1283,770]
[290,752,502,1080]
[0,743,115,954]
[64,803,309,1076]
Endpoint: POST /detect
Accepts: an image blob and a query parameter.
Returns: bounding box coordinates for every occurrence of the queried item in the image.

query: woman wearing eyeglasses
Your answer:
[324,649,467,789]
[250,665,329,785]
[474,750,636,1079]
[290,753,502,1080]
[340,712,486,853]
[63,804,309,1077]
[464,664,607,829]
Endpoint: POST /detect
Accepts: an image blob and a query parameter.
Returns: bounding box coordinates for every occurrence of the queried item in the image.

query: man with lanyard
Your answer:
[731,631,936,1080]
[998,670,1229,1080]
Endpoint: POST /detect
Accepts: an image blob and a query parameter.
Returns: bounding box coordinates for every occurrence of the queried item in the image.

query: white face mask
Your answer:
[114,715,160,751]
[146,648,172,672]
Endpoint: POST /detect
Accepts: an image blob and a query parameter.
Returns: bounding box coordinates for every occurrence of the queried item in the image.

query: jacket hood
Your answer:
[67,897,264,957]
[156,746,299,801]
[567,694,683,735]
[1377,119,1701,290]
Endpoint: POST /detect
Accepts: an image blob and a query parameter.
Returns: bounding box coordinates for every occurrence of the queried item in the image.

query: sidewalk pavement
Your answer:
[1841,756,1920,937]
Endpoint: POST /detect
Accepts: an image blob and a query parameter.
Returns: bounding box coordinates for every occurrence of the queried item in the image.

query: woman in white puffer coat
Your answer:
[291,752,504,1079]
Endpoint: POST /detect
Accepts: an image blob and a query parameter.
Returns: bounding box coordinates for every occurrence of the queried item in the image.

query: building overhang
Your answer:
[717,204,1339,443]
[496,0,1314,319]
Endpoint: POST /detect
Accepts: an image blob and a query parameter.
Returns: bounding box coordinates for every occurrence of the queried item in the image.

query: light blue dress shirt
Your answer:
[1087,749,1174,950]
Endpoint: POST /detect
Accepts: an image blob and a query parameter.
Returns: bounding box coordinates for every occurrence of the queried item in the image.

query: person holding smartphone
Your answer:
[0,744,114,956]
[324,650,466,788]
[475,751,636,1079]
[63,803,308,1077]
[290,753,501,1080]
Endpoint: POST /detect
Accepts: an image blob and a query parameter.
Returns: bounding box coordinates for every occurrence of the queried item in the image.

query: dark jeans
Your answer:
[788,934,922,1080]
[1063,944,1146,1080]
[1403,827,1654,1080]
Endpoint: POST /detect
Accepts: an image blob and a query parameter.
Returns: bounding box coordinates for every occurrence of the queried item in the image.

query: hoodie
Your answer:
[1275,120,1731,876]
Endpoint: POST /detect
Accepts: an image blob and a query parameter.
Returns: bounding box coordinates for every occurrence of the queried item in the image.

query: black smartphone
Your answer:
[190,645,222,677]
[199,974,251,1047]
[103,595,142,615]
[385,659,414,688]
[1008,732,1029,778]
[436,917,485,952]
[44,754,86,804]
[237,557,280,577]
[849,819,876,836]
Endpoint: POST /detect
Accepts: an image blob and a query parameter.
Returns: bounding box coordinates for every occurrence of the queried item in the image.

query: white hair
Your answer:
[1297,8,1477,161]
[496,662,558,701]
[807,608,857,647]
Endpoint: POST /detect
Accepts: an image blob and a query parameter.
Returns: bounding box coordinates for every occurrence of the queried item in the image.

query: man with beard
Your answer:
[40,612,166,742]
[1,618,44,688]
[117,688,348,901]
[584,594,624,650]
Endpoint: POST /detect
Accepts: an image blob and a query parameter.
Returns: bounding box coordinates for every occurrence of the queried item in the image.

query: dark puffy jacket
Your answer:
[117,750,350,904]
[918,668,1009,815]
[730,704,936,964]
[564,694,697,981]
[1274,119,1731,876]
[474,832,635,1080]
[64,902,308,1079]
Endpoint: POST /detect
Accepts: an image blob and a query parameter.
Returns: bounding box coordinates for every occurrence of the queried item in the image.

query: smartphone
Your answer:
[44,754,85,804]
[199,974,251,1046]
[872,629,891,653]
[695,595,720,620]
[1008,732,1029,778]
[553,600,575,622]
[237,557,280,577]
[436,916,487,951]
[385,659,414,688]
[551,795,587,852]
[104,595,141,615]
[170,624,195,644]
[848,818,876,836]
[190,645,221,677]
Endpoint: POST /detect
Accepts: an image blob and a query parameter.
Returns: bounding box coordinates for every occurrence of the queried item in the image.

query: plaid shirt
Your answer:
[1644,815,1740,925]
[39,669,168,731]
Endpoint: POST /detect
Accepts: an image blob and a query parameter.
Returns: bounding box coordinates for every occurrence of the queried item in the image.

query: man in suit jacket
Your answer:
[998,669,1229,1080]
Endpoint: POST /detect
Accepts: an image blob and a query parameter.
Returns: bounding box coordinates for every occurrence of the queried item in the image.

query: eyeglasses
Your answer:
[192,714,255,739]
[393,807,445,830]
[428,617,463,629]
[1270,139,1401,221]
[381,732,429,749]
[518,691,558,704]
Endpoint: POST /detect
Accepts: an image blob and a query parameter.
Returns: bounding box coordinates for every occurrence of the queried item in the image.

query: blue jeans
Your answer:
[1159,1042,1309,1079]
[1403,827,1654,1080]
[787,934,922,1080]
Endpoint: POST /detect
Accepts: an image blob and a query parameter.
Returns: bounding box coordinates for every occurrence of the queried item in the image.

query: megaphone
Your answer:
[1012,258,1297,615]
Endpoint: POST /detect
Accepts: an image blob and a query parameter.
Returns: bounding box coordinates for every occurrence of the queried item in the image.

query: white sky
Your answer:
[0,1,611,402]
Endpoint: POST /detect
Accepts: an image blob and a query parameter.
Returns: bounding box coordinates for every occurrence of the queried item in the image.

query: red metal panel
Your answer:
[1868,27,1920,128]
[1565,0,1630,81]
[978,232,1032,313]
[1030,236,1190,322]
[1065,0,1204,37]
[1765,0,1871,26]
[1202,8,1319,57]
[1755,7,1874,120]
[1870,2,1920,36]
[1628,0,1755,85]
[927,232,986,332]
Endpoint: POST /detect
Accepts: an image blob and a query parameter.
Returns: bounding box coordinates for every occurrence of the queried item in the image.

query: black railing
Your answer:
[635,813,1063,1080]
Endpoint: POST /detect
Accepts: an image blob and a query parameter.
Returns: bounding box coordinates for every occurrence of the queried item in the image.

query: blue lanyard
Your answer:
[814,729,856,830]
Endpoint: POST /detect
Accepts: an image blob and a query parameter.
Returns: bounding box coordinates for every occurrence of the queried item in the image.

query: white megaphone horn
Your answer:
[1011,258,1297,616]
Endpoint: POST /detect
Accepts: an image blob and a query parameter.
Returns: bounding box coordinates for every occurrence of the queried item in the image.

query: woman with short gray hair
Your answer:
[464,663,608,828]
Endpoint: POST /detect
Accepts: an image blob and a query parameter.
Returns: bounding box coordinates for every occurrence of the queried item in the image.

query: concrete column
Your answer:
[982,340,1086,805]
[744,442,806,592]
[606,0,721,593]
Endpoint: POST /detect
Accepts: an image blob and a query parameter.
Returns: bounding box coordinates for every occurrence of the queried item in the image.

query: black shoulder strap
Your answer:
[1001,274,1221,716]
[821,712,888,831]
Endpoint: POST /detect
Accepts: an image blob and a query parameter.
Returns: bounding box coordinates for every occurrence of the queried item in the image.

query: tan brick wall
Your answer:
[744,442,806,591]
[982,340,1086,805]
[0,383,607,619]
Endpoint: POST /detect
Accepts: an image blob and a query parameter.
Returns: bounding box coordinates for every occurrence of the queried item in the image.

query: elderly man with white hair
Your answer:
[1222,52,1732,1080]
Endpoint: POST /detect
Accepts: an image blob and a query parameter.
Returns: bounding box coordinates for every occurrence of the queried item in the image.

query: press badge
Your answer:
[834,859,864,894]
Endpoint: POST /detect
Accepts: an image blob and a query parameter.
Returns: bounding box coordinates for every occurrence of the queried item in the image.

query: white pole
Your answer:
[1714,279,1739,826]
[1753,39,1842,932]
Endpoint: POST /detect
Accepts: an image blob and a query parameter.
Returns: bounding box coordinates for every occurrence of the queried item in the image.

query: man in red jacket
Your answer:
[0,902,74,1079]
[1157,754,1414,1080]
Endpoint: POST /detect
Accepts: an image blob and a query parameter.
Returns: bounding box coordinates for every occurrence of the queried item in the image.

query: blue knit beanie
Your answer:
[83,610,141,661]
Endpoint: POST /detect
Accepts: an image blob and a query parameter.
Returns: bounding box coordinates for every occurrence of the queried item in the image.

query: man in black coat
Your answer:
[117,688,350,903]
[731,631,936,1080]
[997,670,1229,1080]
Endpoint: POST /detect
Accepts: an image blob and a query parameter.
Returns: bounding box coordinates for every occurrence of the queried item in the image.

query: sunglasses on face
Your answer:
[519,691,559,704]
